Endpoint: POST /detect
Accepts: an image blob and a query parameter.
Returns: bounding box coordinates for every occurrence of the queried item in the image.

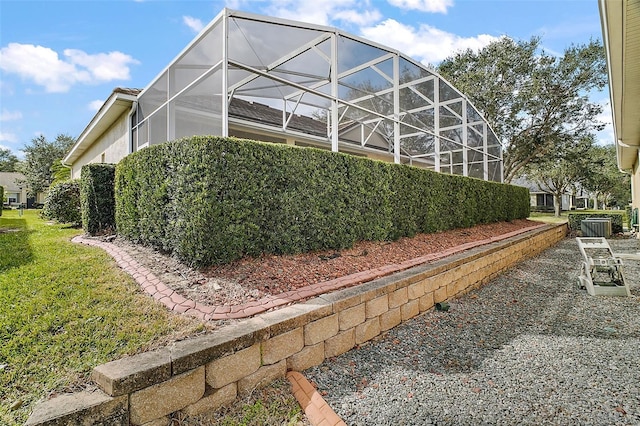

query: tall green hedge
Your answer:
[115,136,529,266]
[80,163,116,235]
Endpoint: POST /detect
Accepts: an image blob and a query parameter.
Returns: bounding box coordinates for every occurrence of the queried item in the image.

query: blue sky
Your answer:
[0,0,608,158]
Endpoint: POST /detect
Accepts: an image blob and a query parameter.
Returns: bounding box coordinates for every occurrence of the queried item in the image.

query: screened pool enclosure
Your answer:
[132,9,503,181]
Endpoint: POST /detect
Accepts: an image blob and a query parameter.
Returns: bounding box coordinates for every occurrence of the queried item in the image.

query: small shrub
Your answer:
[42,180,81,224]
[81,163,116,235]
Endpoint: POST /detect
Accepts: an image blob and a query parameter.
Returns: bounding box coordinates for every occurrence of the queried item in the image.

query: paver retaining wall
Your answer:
[26,223,567,425]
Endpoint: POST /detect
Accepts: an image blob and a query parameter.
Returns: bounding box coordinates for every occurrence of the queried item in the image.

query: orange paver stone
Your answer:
[287,371,346,426]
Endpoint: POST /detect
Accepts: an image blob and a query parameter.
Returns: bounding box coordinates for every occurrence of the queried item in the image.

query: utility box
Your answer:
[581,218,612,238]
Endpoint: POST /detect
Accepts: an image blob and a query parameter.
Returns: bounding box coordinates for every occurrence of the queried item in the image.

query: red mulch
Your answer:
[202,219,542,296]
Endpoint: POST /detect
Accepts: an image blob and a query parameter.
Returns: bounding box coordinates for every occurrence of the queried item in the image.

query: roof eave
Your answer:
[600,0,640,172]
[63,91,137,166]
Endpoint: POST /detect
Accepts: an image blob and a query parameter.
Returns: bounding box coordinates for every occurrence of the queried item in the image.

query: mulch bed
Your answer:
[112,219,544,308]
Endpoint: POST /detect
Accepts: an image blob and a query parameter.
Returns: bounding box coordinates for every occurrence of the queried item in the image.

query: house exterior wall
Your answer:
[631,154,640,233]
[0,172,29,206]
[530,192,573,212]
[633,154,640,211]
[70,110,130,179]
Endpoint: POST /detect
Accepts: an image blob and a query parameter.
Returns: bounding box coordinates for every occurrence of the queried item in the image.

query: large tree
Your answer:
[19,134,75,197]
[437,37,607,182]
[0,147,20,172]
[524,135,595,217]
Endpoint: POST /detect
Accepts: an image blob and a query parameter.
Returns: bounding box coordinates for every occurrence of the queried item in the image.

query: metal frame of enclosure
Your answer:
[131,9,503,181]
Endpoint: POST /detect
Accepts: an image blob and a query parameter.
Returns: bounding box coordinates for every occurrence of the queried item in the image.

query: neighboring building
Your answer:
[0,172,30,207]
[64,9,503,182]
[600,1,639,228]
[513,177,590,212]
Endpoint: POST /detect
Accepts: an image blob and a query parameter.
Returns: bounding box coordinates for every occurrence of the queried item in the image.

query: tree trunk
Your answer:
[554,193,562,217]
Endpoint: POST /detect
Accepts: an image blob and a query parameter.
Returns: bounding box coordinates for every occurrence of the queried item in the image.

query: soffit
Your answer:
[602,0,640,170]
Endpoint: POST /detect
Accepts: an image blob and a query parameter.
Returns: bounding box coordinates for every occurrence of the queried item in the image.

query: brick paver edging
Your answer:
[72,223,546,321]
[287,371,347,426]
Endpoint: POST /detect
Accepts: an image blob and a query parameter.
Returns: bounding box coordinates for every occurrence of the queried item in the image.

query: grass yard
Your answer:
[529,210,628,230]
[528,211,569,224]
[0,210,207,425]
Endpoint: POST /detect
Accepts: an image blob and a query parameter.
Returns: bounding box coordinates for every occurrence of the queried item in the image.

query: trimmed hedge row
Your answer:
[568,211,625,234]
[115,136,530,266]
[81,163,116,235]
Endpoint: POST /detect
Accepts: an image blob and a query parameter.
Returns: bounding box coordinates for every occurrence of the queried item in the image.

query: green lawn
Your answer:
[529,210,629,229]
[0,210,206,425]
[528,211,569,224]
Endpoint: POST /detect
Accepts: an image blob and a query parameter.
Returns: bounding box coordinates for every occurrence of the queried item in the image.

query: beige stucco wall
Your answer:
[70,110,130,179]
[631,152,640,235]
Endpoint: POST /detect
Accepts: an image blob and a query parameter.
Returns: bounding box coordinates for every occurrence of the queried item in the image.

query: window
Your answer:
[536,194,554,207]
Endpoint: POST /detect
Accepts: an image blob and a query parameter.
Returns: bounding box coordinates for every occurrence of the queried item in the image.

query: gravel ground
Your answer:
[305,237,640,426]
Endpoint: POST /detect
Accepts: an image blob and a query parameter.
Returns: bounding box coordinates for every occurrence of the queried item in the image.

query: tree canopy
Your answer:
[582,144,630,209]
[523,140,629,215]
[524,135,595,216]
[18,134,75,197]
[0,147,20,172]
[437,37,607,182]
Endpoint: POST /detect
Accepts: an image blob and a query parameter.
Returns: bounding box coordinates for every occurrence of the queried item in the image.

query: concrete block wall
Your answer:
[26,223,567,425]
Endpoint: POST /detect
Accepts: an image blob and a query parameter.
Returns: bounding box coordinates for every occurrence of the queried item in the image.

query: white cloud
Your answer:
[333,9,382,26]
[88,100,104,112]
[0,43,81,93]
[0,132,18,143]
[388,0,453,14]
[0,109,22,122]
[183,15,205,33]
[225,0,246,9]
[64,49,138,82]
[0,43,139,93]
[360,19,500,64]
[265,0,381,27]
[266,0,352,26]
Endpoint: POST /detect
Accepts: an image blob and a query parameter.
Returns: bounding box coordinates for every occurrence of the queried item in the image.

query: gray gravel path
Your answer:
[305,237,640,425]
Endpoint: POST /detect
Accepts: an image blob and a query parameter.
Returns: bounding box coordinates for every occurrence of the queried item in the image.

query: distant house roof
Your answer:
[113,87,142,97]
[0,172,27,192]
[512,176,590,197]
[511,177,543,193]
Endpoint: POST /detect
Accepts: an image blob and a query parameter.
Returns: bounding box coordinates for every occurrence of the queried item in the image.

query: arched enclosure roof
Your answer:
[132,8,503,181]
